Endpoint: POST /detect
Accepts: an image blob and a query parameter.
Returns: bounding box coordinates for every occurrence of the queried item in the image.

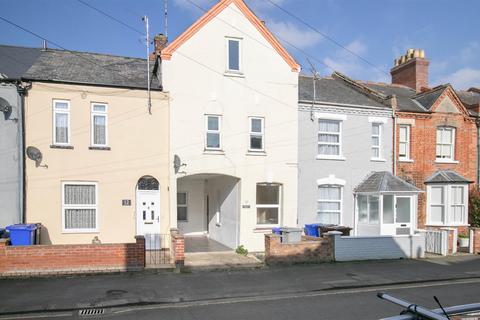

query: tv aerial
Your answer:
[26,146,48,168]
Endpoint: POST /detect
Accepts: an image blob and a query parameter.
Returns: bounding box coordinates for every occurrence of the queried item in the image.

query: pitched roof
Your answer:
[354,171,422,193]
[0,45,42,80]
[414,85,448,110]
[160,0,300,72]
[425,170,472,184]
[299,73,390,109]
[362,82,426,112]
[458,90,480,107]
[0,44,160,90]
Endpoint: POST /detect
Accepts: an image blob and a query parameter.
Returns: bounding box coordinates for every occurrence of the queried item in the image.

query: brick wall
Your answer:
[396,91,478,229]
[264,234,333,265]
[391,58,429,92]
[171,229,185,268]
[0,236,145,277]
[471,228,480,254]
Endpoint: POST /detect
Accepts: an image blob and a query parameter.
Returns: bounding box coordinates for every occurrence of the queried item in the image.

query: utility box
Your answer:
[280,227,303,244]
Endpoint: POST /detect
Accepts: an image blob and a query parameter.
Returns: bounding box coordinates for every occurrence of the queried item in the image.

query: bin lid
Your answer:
[6,224,37,231]
[280,227,303,232]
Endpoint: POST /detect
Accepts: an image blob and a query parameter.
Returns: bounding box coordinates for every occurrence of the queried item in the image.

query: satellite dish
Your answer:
[0,98,12,120]
[26,146,46,168]
[173,154,186,174]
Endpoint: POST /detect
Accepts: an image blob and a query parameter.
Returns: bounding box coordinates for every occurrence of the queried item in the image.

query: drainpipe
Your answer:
[391,95,398,176]
[477,117,480,185]
[16,81,31,224]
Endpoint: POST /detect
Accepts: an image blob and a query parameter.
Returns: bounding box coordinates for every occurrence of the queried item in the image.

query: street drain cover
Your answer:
[79,309,105,317]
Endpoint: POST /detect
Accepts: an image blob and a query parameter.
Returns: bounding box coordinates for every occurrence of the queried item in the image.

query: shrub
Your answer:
[235,245,248,256]
[469,188,480,228]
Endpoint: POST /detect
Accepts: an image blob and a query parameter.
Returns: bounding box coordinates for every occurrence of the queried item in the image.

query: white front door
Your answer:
[395,196,412,235]
[136,190,161,237]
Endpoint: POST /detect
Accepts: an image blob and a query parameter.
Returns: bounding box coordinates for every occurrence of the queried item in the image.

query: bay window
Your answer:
[427,184,467,225]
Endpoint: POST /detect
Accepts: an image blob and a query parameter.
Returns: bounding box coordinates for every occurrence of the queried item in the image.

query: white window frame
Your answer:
[436,127,456,161]
[317,119,343,160]
[371,123,382,160]
[225,37,242,74]
[52,99,71,146]
[427,184,468,226]
[90,102,108,147]
[205,115,222,150]
[357,194,380,224]
[399,125,411,161]
[249,117,264,152]
[61,181,99,233]
[177,192,188,222]
[317,184,343,225]
[256,183,282,227]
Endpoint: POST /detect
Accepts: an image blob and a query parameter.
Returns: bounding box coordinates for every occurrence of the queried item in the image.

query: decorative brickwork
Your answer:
[264,234,333,265]
[0,236,145,277]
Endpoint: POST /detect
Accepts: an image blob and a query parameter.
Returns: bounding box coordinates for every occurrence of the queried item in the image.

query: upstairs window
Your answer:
[91,103,108,147]
[205,115,221,150]
[318,119,341,157]
[53,99,70,145]
[371,123,382,159]
[249,117,264,151]
[226,38,241,73]
[436,127,455,160]
[399,125,411,160]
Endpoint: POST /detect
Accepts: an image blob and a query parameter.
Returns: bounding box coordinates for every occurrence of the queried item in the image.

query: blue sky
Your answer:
[1,0,479,89]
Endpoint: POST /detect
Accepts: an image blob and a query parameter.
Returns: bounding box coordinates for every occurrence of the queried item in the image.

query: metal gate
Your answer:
[424,229,447,256]
[145,233,172,266]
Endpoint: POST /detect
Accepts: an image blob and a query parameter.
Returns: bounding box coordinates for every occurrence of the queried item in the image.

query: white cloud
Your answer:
[461,42,480,63]
[437,68,480,90]
[267,20,322,50]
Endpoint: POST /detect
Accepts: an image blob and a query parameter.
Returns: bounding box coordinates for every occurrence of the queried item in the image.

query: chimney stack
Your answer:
[150,33,168,60]
[390,49,429,92]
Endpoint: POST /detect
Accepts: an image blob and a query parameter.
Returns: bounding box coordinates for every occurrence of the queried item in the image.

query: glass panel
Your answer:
[250,135,263,150]
[442,145,451,158]
[317,211,340,225]
[358,195,368,223]
[207,116,219,130]
[319,120,339,132]
[396,198,411,223]
[93,115,106,145]
[399,143,407,157]
[228,39,240,71]
[256,207,278,224]
[177,192,187,205]
[64,185,96,205]
[256,185,279,205]
[372,136,379,146]
[319,186,341,200]
[251,118,262,133]
[436,129,442,144]
[55,101,69,110]
[442,129,452,143]
[383,195,394,224]
[55,113,69,143]
[207,133,220,148]
[372,147,379,158]
[177,207,187,221]
[318,202,341,211]
[431,186,444,204]
[369,196,379,223]
[319,133,339,143]
[93,104,106,112]
[372,124,380,135]
[137,176,159,190]
[65,209,96,229]
[399,127,407,142]
[431,206,445,223]
[318,144,339,156]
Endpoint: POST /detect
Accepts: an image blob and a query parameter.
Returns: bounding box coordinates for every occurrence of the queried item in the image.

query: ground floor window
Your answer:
[256,183,281,225]
[317,185,342,225]
[177,192,188,222]
[62,182,97,232]
[357,195,379,224]
[427,184,467,225]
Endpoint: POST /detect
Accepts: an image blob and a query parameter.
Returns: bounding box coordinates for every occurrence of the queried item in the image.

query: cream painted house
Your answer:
[161,0,300,251]
[19,48,170,245]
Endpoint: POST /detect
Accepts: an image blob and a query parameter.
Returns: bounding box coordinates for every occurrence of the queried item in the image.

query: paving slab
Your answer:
[185,252,263,271]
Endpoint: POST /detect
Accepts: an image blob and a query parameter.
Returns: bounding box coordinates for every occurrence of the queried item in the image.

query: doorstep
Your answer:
[184,252,263,271]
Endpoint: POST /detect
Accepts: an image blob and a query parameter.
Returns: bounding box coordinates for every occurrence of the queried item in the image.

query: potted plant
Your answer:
[458,233,469,248]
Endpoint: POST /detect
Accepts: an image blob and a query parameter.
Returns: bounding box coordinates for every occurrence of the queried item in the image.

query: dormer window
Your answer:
[226,37,241,73]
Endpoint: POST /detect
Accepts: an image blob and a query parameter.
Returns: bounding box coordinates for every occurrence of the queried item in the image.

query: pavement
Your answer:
[184,252,263,270]
[1,255,480,316]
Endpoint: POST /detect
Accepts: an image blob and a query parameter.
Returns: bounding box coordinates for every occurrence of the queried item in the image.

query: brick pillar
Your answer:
[135,235,146,268]
[171,228,185,270]
[264,234,281,265]
[471,228,480,254]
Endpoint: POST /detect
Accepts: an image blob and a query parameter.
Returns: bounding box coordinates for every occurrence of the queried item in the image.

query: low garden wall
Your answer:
[0,236,145,277]
[471,228,480,254]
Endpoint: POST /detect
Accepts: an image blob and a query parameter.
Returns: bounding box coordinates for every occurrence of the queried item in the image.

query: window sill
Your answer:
[316,155,346,161]
[178,220,188,223]
[50,144,74,150]
[253,227,278,233]
[425,224,469,227]
[224,71,245,78]
[246,150,266,156]
[399,158,414,163]
[203,149,225,155]
[435,159,459,164]
[89,146,111,151]
[371,158,386,162]
[62,229,99,234]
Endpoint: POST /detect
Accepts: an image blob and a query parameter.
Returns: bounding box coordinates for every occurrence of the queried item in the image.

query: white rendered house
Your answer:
[161,0,300,251]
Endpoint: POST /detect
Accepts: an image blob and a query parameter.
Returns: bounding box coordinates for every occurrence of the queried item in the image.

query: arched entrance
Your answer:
[136,175,160,239]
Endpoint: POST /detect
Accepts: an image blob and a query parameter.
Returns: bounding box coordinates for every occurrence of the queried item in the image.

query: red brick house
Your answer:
[362,49,478,237]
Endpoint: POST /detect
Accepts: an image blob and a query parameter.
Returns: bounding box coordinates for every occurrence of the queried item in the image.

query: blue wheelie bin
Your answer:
[304,223,321,237]
[272,227,282,235]
[6,224,37,246]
